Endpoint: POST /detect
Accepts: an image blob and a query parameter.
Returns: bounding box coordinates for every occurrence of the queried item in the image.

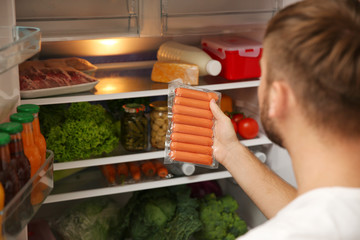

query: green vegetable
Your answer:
[50,197,120,240]
[39,104,67,138]
[45,102,119,162]
[195,193,248,240]
[117,185,202,240]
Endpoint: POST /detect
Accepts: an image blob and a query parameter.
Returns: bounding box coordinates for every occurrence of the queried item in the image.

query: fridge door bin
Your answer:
[0,26,41,74]
[1,150,54,239]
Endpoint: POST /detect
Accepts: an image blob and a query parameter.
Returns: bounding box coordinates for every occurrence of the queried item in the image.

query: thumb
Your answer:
[210,99,227,121]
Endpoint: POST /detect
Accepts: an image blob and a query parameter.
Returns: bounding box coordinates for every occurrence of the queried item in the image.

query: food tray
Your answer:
[0,26,41,74]
[1,150,54,239]
[20,81,99,99]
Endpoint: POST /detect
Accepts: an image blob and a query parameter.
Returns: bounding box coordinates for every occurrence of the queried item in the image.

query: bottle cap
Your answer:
[0,132,11,146]
[206,60,222,76]
[0,122,23,134]
[10,112,34,124]
[254,151,267,163]
[181,163,195,176]
[17,104,40,114]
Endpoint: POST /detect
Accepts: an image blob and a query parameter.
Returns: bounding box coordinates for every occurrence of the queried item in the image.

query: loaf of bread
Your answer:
[151,61,199,85]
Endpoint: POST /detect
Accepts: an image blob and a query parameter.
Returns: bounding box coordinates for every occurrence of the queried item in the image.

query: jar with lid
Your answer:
[149,101,168,149]
[121,103,148,151]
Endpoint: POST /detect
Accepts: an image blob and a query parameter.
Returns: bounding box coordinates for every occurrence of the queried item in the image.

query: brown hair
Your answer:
[263,0,360,137]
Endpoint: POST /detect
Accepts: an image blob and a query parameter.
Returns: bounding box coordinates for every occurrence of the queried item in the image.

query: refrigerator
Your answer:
[1,0,299,239]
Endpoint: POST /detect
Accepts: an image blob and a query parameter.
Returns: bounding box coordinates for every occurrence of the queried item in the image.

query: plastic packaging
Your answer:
[165,80,221,168]
[157,41,222,76]
[168,163,196,176]
[151,61,199,85]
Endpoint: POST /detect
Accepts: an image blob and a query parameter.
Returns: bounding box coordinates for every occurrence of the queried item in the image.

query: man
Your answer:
[209,0,360,239]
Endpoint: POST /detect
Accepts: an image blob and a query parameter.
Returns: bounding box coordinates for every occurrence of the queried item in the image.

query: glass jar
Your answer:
[149,101,168,149]
[121,103,148,151]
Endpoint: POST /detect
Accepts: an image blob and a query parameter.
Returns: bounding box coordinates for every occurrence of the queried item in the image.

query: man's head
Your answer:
[259,0,360,146]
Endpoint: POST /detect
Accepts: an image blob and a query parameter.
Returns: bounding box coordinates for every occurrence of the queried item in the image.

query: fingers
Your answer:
[210,99,227,121]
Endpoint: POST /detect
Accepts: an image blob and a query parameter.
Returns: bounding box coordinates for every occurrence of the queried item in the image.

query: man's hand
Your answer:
[210,99,241,166]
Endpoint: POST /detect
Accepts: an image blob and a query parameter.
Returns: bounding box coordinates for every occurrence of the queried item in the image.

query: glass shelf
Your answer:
[0,26,41,74]
[1,150,54,239]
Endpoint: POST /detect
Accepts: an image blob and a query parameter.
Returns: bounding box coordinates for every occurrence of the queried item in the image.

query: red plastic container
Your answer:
[201,36,262,80]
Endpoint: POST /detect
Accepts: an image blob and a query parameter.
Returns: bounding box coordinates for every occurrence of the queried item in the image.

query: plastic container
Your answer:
[121,103,148,151]
[201,36,262,80]
[150,101,168,149]
[157,41,222,76]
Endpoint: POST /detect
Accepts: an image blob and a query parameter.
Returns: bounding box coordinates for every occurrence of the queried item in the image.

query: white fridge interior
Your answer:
[1,0,299,238]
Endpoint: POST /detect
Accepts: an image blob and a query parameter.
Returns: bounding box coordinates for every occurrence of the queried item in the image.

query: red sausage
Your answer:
[174,96,210,110]
[170,133,213,146]
[170,142,213,155]
[172,114,213,129]
[169,150,213,166]
[172,104,213,120]
[175,87,219,101]
[172,123,213,138]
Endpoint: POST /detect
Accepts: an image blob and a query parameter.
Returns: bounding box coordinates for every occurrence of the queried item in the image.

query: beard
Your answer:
[260,92,284,148]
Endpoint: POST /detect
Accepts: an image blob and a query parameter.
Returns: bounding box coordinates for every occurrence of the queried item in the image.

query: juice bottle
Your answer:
[0,122,34,222]
[157,41,222,76]
[0,182,4,240]
[10,113,41,178]
[0,132,21,205]
[17,104,46,166]
[0,122,31,188]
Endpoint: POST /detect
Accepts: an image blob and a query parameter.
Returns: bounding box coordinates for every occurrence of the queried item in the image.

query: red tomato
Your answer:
[232,113,244,123]
[231,119,238,133]
[237,118,259,139]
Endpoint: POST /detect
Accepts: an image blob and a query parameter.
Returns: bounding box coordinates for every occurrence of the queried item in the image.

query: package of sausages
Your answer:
[165,80,221,169]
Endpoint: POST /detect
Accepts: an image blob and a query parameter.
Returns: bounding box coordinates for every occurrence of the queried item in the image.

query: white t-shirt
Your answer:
[238,187,360,240]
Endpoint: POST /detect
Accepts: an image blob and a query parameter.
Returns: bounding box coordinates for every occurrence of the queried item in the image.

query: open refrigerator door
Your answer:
[0,0,55,239]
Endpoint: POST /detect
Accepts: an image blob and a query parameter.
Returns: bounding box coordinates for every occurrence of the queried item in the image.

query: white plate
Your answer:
[20,81,99,99]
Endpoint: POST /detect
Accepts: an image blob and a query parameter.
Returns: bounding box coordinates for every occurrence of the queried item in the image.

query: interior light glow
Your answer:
[98,39,119,46]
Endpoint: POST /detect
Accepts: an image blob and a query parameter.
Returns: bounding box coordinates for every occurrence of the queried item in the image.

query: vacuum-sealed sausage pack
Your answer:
[165,80,221,169]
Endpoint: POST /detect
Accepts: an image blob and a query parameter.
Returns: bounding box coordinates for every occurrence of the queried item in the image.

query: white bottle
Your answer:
[157,41,222,76]
[168,163,196,176]
[249,146,267,163]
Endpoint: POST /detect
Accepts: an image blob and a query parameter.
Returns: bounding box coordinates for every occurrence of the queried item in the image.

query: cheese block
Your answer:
[151,61,199,85]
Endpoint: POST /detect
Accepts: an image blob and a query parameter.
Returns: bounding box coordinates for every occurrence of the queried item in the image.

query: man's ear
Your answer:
[268,81,293,118]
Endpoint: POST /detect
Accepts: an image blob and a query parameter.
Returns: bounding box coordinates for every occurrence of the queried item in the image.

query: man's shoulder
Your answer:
[238,187,360,240]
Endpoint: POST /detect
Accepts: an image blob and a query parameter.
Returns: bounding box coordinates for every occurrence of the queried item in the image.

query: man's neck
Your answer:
[285,128,360,196]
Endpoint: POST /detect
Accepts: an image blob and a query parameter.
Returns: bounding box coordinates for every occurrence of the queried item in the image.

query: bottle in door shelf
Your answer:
[10,113,41,178]
[17,104,46,166]
[157,41,222,76]
[0,122,34,220]
[0,132,21,205]
[0,122,31,188]
[249,146,267,164]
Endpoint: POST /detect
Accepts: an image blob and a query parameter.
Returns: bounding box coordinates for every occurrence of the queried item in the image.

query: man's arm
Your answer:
[210,100,297,219]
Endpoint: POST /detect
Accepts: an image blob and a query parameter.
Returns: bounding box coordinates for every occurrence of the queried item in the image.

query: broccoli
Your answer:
[45,102,119,162]
[116,185,201,240]
[195,193,248,240]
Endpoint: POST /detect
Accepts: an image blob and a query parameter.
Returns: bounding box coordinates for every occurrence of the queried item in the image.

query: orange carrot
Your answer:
[153,160,169,178]
[141,161,156,177]
[128,162,141,181]
[117,163,129,183]
[101,164,117,185]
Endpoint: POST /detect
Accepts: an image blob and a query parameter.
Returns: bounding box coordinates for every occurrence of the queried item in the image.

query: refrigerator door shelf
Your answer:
[0,26,41,74]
